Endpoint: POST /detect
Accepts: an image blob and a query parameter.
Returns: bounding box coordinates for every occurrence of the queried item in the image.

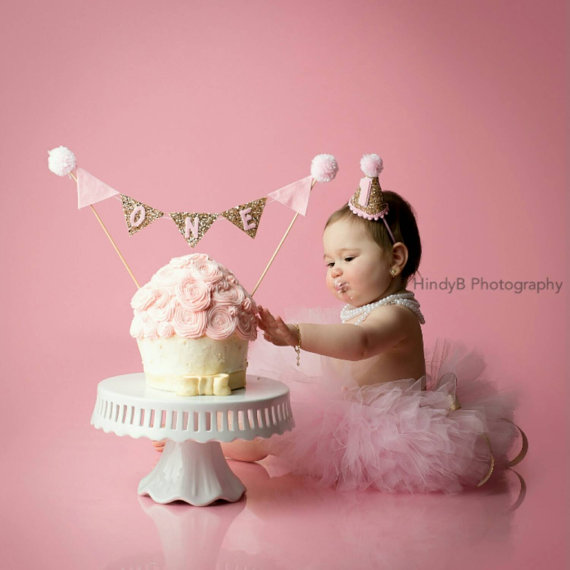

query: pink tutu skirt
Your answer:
[250,328,525,494]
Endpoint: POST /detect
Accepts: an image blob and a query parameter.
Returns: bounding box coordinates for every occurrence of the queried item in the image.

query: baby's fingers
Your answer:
[258,307,279,328]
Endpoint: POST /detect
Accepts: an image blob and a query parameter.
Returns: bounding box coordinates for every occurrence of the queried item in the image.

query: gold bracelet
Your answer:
[291,324,301,367]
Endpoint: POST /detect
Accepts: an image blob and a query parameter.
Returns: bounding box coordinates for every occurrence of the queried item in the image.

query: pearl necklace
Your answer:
[340,291,425,326]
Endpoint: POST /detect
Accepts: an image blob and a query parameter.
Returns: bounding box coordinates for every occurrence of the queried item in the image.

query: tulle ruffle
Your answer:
[249,322,523,494]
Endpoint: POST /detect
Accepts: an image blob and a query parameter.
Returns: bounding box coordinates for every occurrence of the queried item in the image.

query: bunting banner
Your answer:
[121,195,165,235]
[170,212,219,247]
[49,147,338,293]
[77,168,119,209]
[64,162,314,246]
[220,198,267,239]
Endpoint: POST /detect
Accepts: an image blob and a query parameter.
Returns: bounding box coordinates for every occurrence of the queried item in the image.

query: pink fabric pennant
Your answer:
[77,167,119,209]
[267,175,312,216]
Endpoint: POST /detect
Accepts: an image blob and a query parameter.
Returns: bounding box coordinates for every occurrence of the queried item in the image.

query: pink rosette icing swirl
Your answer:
[172,306,208,338]
[130,286,156,311]
[130,253,257,341]
[142,314,159,339]
[176,274,211,311]
[212,285,245,306]
[130,313,145,338]
[157,321,175,338]
[206,305,237,340]
[147,288,176,322]
[236,311,257,340]
[150,265,180,288]
[191,257,225,284]
[130,313,160,339]
[170,254,207,269]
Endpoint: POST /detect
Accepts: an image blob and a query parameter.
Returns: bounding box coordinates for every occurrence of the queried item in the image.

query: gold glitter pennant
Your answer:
[221,198,267,238]
[170,212,218,247]
[121,195,164,235]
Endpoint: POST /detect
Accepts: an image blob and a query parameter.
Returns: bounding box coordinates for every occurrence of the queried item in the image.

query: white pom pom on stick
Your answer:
[360,153,383,178]
[252,154,338,296]
[311,153,338,183]
[48,146,77,176]
[48,146,140,288]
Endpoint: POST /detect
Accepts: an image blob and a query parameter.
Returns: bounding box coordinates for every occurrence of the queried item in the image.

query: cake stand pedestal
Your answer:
[91,373,294,506]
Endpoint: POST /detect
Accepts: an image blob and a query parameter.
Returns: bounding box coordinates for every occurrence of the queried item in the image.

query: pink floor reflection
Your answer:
[102,455,527,570]
[2,420,564,570]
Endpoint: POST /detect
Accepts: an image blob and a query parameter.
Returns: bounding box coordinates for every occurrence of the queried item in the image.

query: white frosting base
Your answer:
[137,334,248,396]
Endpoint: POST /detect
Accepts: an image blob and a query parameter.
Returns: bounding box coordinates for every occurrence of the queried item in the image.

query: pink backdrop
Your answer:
[1,0,567,568]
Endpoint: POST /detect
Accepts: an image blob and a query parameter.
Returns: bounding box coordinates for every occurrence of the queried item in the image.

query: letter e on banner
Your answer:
[239,207,256,231]
[220,198,266,239]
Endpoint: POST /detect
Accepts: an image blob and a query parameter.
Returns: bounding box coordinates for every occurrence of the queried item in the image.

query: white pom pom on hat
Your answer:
[48,146,77,176]
[311,154,338,183]
[360,153,383,178]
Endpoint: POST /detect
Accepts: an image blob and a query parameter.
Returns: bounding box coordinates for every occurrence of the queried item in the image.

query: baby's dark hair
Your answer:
[325,191,422,284]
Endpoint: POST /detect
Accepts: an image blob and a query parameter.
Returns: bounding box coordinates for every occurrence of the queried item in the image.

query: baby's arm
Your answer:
[257,305,407,361]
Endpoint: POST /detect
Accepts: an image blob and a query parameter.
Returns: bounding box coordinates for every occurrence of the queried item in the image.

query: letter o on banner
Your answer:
[130,204,146,228]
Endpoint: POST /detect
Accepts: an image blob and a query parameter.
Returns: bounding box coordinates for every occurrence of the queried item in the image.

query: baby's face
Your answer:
[323,218,392,307]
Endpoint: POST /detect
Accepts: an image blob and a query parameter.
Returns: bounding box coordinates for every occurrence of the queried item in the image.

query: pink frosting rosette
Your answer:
[191,257,225,284]
[131,285,156,311]
[206,305,237,340]
[157,321,175,338]
[176,274,211,311]
[236,311,257,340]
[131,313,161,339]
[170,254,207,269]
[147,288,176,322]
[130,313,159,340]
[172,306,208,338]
[130,313,145,338]
[150,265,180,288]
[142,314,160,339]
[212,285,245,306]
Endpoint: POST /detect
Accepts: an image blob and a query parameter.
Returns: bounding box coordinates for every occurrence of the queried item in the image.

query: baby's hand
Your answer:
[257,306,297,347]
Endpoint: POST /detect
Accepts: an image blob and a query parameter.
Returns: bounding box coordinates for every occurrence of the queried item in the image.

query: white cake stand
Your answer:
[91,373,294,506]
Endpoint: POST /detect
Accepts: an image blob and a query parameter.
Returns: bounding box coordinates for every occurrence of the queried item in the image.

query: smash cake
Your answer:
[130,254,257,396]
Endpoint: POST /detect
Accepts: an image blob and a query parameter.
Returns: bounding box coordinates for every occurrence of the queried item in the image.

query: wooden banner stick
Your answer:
[252,179,316,296]
[69,172,141,289]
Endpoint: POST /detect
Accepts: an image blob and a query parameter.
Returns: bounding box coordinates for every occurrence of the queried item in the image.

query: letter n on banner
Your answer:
[221,198,267,238]
[170,212,218,247]
[121,195,164,235]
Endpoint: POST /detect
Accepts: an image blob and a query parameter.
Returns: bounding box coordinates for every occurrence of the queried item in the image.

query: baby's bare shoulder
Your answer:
[364,303,420,331]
